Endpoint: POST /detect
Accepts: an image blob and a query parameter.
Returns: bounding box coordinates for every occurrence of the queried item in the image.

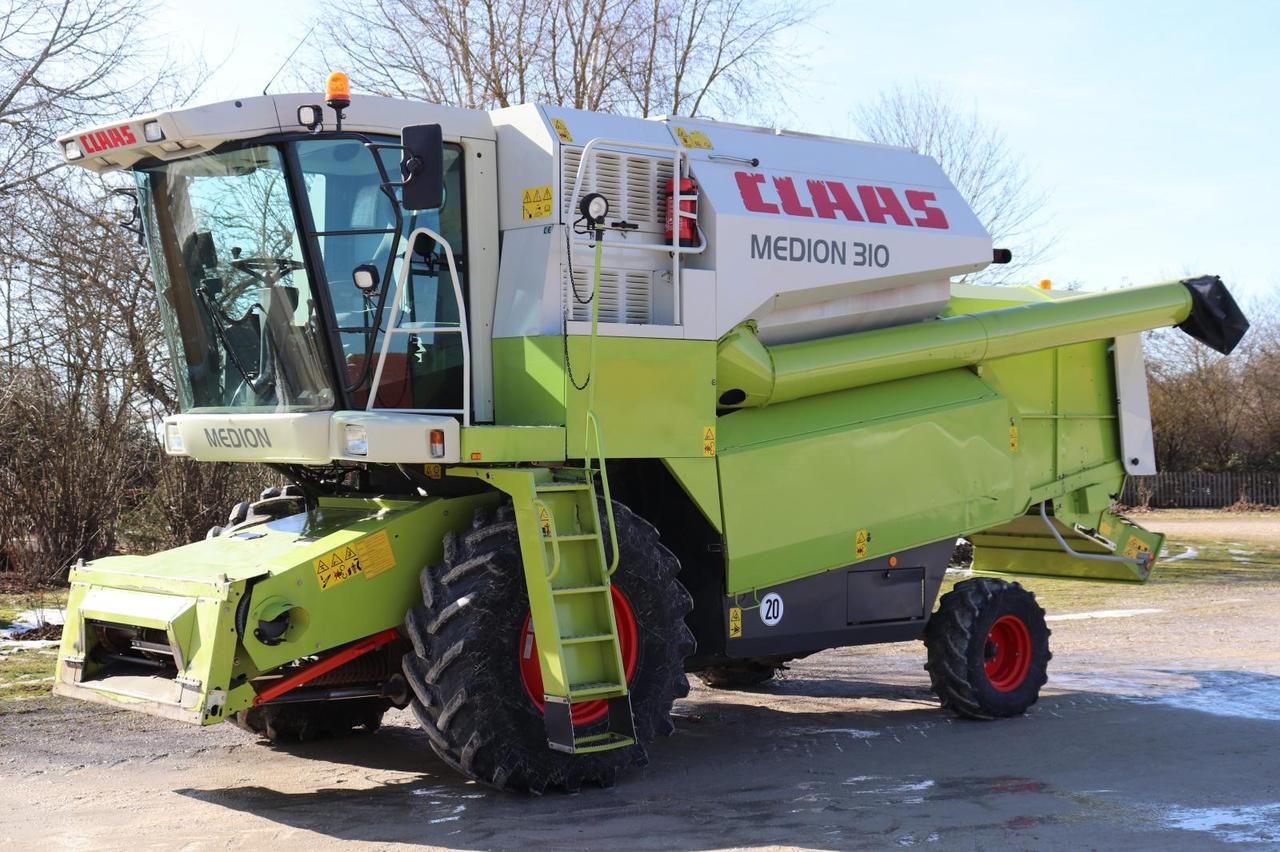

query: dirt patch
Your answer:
[1140,510,1280,543]
[11,623,61,641]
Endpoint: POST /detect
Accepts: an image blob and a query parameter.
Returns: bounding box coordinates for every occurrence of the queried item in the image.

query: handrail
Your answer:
[566,137,706,326]
[533,498,563,582]
[1038,501,1147,570]
[366,225,471,425]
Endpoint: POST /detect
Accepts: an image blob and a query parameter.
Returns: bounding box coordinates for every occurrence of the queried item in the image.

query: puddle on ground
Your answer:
[1053,669,1280,723]
[1163,802,1280,844]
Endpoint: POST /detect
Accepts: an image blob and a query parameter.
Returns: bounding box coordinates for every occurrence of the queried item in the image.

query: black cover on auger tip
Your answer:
[1178,275,1249,355]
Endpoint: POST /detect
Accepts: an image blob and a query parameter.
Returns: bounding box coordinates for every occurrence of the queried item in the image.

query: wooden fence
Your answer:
[1122,472,1280,508]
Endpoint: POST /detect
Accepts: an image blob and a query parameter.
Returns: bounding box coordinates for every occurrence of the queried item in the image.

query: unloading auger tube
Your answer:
[716,276,1247,409]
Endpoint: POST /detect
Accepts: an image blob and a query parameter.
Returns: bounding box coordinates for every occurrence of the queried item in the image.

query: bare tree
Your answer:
[0,1,264,583]
[309,0,809,117]
[1143,292,1280,473]
[853,84,1052,281]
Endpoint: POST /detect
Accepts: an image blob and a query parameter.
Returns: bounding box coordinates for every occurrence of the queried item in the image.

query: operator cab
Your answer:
[132,127,466,417]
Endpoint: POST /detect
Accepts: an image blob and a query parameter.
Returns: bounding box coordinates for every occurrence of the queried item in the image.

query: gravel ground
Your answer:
[1,512,1278,850]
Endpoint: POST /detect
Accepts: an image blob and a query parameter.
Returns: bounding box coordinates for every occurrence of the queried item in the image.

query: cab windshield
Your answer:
[137,145,333,412]
[136,136,468,415]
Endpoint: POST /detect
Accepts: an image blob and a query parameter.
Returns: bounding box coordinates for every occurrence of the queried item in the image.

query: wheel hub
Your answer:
[984,614,1032,692]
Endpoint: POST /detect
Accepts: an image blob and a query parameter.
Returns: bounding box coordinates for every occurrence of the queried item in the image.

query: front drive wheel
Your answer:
[402,500,695,792]
[924,577,1051,720]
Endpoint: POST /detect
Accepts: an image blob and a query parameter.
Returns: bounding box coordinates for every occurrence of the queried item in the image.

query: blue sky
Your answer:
[147,1,1279,300]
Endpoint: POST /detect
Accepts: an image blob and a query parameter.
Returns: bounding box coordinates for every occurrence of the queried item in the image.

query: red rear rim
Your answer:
[984,614,1032,692]
[517,586,638,726]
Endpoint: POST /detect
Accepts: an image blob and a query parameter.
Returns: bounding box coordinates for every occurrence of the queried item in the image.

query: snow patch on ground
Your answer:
[1162,547,1200,563]
[1163,802,1280,844]
[844,776,937,804]
[1054,669,1280,723]
[1046,608,1164,622]
[0,607,66,639]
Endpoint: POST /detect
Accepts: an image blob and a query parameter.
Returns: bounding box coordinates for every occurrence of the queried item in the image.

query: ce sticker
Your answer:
[759,592,784,626]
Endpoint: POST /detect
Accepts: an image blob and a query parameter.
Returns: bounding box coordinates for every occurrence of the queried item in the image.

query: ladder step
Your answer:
[536,483,593,493]
[544,533,600,542]
[559,632,615,645]
[569,681,626,699]
[551,584,610,596]
[571,732,635,754]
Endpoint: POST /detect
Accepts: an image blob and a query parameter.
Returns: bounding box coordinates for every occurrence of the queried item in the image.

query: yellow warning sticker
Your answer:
[702,425,716,457]
[314,529,397,591]
[551,118,573,143]
[1123,537,1151,561]
[521,184,553,220]
[538,503,553,536]
[423,463,443,479]
[855,528,870,559]
[674,126,713,150]
[728,606,742,638]
[1009,423,1019,452]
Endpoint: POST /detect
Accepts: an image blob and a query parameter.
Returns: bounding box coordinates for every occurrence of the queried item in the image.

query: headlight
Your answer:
[143,121,164,142]
[63,139,83,160]
[164,423,185,454]
[344,424,368,456]
[429,429,445,458]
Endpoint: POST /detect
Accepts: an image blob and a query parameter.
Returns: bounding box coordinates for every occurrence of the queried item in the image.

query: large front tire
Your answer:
[402,500,694,792]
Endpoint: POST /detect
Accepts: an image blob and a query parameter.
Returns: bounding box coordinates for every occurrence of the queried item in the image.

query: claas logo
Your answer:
[734,170,950,230]
[78,124,138,155]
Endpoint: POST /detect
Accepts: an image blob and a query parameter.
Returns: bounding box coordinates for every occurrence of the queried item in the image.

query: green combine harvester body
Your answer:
[51,86,1247,790]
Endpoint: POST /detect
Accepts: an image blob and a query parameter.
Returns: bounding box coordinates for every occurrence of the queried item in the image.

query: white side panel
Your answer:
[461,137,499,422]
[1114,334,1158,475]
[493,225,563,338]
[491,104,558,233]
[166,411,462,464]
[61,93,494,172]
[660,116,993,342]
[681,269,717,340]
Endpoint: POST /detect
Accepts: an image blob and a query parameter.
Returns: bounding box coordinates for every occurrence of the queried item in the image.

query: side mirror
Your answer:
[352,263,380,292]
[400,123,444,211]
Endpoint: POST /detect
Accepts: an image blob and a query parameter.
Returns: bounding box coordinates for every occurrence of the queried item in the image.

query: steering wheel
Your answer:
[229,249,305,287]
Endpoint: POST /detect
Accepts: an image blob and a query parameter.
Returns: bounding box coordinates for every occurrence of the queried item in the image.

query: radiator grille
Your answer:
[563,266,653,324]
[561,147,673,231]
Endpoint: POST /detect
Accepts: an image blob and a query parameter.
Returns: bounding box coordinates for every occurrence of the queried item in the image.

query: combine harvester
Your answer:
[53,74,1247,791]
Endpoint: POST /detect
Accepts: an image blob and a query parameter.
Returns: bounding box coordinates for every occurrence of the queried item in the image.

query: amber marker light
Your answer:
[325,72,351,110]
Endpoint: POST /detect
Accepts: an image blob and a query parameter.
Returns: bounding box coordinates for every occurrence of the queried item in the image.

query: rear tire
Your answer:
[401,500,694,792]
[924,577,1051,719]
[232,698,390,742]
[695,657,788,689]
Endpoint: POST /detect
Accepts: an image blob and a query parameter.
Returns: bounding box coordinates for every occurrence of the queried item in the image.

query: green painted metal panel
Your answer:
[460,425,566,462]
[564,336,717,459]
[493,335,567,425]
[662,457,723,532]
[493,335,717,461]
[56,493,498,723]
[717,369,1019,595]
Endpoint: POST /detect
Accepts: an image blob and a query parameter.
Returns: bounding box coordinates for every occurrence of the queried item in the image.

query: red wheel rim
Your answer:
[984,614,1032,692]
[517,586,638,726]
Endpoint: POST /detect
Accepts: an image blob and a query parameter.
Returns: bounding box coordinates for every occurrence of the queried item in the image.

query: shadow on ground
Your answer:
[173,670,1280,850]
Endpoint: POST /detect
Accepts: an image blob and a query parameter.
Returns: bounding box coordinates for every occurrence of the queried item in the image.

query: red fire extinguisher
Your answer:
[663,177,698,247]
